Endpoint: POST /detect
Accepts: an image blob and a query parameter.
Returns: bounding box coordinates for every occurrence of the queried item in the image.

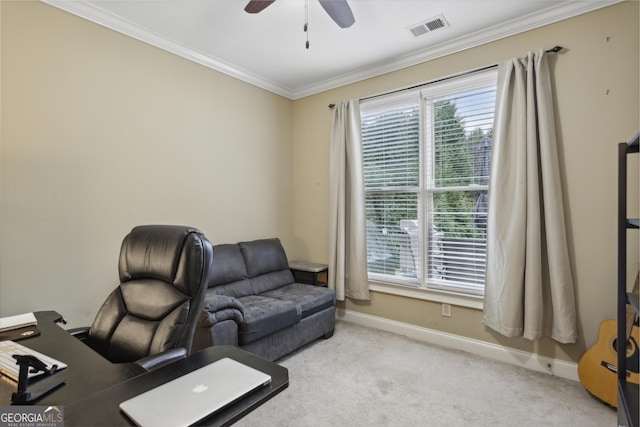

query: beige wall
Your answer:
[0,1,293,326]
[291,1,639,362]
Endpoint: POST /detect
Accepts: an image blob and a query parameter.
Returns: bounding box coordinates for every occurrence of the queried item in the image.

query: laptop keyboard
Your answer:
[0,340,66,382]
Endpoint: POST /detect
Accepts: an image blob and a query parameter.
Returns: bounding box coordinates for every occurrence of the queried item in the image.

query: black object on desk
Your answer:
[11,354,65,404]
[0,325,41,341]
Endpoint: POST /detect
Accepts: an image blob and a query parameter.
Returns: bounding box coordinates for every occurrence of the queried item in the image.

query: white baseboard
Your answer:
[336,308,579,382]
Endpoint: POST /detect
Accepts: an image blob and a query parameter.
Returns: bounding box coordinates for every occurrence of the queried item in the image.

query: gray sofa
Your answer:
[192,238,336,361]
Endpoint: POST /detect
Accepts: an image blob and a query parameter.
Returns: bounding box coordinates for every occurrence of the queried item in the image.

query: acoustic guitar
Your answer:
[578,274,639,407]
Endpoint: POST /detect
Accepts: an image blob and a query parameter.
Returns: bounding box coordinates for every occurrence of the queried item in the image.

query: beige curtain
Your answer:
[328,100,370,301]
[482,50,577,343]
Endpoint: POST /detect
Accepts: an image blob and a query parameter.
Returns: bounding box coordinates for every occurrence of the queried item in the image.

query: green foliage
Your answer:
[362,96,493,273]
[432,99,491,239]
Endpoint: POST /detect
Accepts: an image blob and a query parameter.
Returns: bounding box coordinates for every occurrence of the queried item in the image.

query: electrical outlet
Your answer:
[442,303,452,317]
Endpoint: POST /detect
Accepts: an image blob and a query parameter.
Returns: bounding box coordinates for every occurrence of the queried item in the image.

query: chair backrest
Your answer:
[86,225,213,363]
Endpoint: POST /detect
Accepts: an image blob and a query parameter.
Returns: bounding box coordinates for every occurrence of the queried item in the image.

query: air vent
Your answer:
[426,17,446,31]
[409,25,429,37]
[407,15,449,38]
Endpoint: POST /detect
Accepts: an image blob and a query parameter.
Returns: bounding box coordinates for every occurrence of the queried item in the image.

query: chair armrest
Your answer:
[199,295,244,327]
[68,326,185,371]
[135,347,187,371]
[67,326,90,341]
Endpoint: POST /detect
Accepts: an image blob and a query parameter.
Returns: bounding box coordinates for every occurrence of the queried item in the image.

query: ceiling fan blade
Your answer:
[244,0,276,14]
[318,0,355,28]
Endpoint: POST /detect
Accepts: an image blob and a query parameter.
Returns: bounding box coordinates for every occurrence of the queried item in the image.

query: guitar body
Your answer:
[578,320,639,407]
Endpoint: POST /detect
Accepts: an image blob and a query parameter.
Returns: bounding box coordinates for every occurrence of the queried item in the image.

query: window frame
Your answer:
[361,68,497,309]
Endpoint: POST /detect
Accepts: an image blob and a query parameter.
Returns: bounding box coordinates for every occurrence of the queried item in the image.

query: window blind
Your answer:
[361,69,496,296]
[426,86,495,294]
[362,99,420,280]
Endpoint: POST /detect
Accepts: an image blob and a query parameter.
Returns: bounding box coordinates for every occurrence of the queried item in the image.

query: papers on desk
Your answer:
[0,313,37,332]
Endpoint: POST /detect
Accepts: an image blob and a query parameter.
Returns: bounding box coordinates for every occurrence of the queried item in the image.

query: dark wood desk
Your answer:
[1,311,289,426]
[1,311,143,405]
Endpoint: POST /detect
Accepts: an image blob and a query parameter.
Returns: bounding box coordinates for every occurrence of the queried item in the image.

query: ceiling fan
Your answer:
[244,0,355,29]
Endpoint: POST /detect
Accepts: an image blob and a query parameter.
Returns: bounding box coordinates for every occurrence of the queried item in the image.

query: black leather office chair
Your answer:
[70,225,213,370]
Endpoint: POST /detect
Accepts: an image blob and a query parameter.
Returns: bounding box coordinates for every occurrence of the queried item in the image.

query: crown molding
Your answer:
[292,0,622,99]
[42,0,296,99]
[42,0,621,101]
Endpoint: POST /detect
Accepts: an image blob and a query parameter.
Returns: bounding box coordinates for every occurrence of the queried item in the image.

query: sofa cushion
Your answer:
[239,238,291,278]
[249,269,295,295]
[207,244,253,298]
[237,295,300,345]
[262,283,336,318]
[239,238,295,294]
[209,244,247,286]
[208,280,254,299]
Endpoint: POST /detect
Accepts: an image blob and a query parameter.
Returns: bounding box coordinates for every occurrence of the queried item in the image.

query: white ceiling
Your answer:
[43,0,621,99]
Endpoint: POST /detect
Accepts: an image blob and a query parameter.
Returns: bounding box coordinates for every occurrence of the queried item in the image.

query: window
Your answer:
[361,69,497,299]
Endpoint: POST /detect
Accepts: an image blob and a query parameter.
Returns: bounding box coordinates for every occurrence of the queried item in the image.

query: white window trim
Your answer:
[369,280,484,309]
[361,68,497,309]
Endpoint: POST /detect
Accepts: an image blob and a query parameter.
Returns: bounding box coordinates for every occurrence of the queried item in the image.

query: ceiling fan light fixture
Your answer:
[244,0,275,14]
[318,0,355,28]
[244,0,355,29]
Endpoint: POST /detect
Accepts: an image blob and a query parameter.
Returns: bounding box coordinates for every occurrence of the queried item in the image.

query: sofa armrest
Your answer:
[199,295,244,327]
[135,347,187,371]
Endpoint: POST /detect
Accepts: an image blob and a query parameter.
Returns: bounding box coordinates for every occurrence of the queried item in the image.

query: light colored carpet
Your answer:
[236,321,615,426]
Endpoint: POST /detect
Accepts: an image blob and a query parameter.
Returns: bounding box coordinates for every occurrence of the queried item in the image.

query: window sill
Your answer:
[368,280,484,310]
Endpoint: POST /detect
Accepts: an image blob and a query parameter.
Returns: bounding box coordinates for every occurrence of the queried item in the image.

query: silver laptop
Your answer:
[119,357,272,427]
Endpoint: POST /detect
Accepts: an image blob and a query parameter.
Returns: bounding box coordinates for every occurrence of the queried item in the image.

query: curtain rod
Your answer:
[328,45,564,108]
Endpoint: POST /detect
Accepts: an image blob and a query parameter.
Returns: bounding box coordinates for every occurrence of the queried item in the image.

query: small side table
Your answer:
[289,261,328,287]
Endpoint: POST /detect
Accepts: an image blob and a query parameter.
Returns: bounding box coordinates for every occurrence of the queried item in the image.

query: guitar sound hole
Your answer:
[611,338,637,357]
